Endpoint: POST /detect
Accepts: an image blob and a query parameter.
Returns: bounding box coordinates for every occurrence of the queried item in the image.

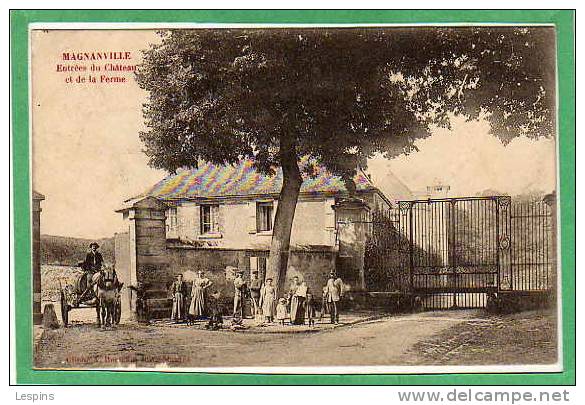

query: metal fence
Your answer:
[364,195,556,310]
[506,201,555,291]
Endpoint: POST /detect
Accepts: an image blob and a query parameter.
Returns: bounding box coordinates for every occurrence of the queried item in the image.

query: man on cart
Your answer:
[75,242,103,301]
[83,242,103,273]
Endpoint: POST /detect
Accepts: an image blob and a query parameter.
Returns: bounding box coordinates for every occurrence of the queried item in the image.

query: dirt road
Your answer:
[35,311,481,369]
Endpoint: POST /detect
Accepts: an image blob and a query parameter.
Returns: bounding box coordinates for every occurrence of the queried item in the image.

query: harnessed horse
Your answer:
[92,268,123,328]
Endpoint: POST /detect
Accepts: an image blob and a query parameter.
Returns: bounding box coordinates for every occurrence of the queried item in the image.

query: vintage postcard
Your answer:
[16,12,573,382]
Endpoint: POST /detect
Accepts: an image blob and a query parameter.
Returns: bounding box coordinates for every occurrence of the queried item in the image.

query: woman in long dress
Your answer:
[170,274,187,323]
[259,278,276,323]
[189,271,213,319]
[289,277,307,325]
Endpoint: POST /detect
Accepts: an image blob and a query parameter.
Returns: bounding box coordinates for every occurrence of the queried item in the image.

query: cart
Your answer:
[58,269,121,327]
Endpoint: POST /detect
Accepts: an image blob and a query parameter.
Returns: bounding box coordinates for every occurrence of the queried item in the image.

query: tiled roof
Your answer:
[138,157,377,201]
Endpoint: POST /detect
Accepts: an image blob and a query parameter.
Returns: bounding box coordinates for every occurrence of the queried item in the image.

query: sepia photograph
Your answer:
[29,23,560,373]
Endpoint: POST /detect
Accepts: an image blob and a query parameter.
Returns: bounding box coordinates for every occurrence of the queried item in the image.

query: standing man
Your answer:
[324,272,344,324]
[249,270,262,319]
[233,270,247,319]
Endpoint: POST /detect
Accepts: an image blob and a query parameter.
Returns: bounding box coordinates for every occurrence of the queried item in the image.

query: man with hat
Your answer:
[84,242,104,273]
[249,270,262,319]
[80,242,104,294]
[323,271,344,324]
[233,270,248,319]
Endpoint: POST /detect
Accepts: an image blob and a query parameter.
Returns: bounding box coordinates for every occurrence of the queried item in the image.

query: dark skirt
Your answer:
[290,296,306,325]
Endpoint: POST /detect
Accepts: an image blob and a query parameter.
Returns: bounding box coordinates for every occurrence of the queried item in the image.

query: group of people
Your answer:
[169,269,345,329]
[169,271,223,329]
[285,272,344,325]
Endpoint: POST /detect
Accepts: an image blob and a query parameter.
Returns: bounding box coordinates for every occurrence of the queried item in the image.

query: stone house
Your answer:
[114,158,406,318]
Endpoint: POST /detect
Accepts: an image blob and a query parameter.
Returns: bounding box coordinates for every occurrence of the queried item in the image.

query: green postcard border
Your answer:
[10,9,575,385]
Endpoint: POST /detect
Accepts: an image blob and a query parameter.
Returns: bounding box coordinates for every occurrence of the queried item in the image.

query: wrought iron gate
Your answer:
[391,195,555,310]
[396,197,506,309]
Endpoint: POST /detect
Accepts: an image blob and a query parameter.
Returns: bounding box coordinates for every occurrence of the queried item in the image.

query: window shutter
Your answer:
[256,203,262,231]
[212,205,220,232]
[193,205,201,236]
[176,206,184,236]
[217,204,224,234]
[248,202,257,234]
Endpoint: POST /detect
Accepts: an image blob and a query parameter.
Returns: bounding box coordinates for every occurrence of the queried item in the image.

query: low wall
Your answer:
[488,290,555,314]
[143,245,337,318]
[165,247,336,294]
[344,291,415,312]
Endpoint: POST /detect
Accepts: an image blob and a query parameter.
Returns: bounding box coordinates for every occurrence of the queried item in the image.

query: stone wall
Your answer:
[114,232,130,285]
[165,247,247,300]
[488,290,555,314]
[162,246,336,309]
[114,232,131,320]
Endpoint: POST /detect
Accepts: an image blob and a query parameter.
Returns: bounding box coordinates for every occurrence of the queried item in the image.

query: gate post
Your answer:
[32,191,45,325]
[333,197,371,290]
[496,196,512,291]
[449,200,457,308]
[543,192,557,291]
[116,197,169,321]
[408,203,414,293]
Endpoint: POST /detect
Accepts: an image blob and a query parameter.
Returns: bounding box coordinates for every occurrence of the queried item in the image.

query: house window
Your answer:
[166,207,178,233]
[200,204,219,234]
[256,201,273,232]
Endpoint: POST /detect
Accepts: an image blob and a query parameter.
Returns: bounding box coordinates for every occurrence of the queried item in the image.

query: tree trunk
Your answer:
[265,135,302,296]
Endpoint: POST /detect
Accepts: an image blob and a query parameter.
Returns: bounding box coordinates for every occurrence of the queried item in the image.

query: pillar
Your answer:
[333,197,371,290]
[543,192,558,291]
[116,197,168,320]
[32,191,45,325]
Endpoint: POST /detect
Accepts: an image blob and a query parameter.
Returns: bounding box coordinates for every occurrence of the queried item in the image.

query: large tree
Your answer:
[136,27,555,294]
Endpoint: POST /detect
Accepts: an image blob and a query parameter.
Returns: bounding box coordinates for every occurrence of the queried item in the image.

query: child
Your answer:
[205,290,223,330]
[305,293,317,327]
[276,297,288,326]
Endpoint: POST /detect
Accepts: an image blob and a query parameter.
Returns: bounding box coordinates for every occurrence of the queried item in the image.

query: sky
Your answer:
[369,116,556,200]
[31,29,557,239]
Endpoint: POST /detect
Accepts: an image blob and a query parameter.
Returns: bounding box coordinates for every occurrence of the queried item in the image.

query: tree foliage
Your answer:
[136,27,555,179]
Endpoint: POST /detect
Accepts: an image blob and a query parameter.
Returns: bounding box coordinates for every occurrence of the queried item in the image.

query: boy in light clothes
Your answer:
[324,272,344,324]
[276,298,288,326]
